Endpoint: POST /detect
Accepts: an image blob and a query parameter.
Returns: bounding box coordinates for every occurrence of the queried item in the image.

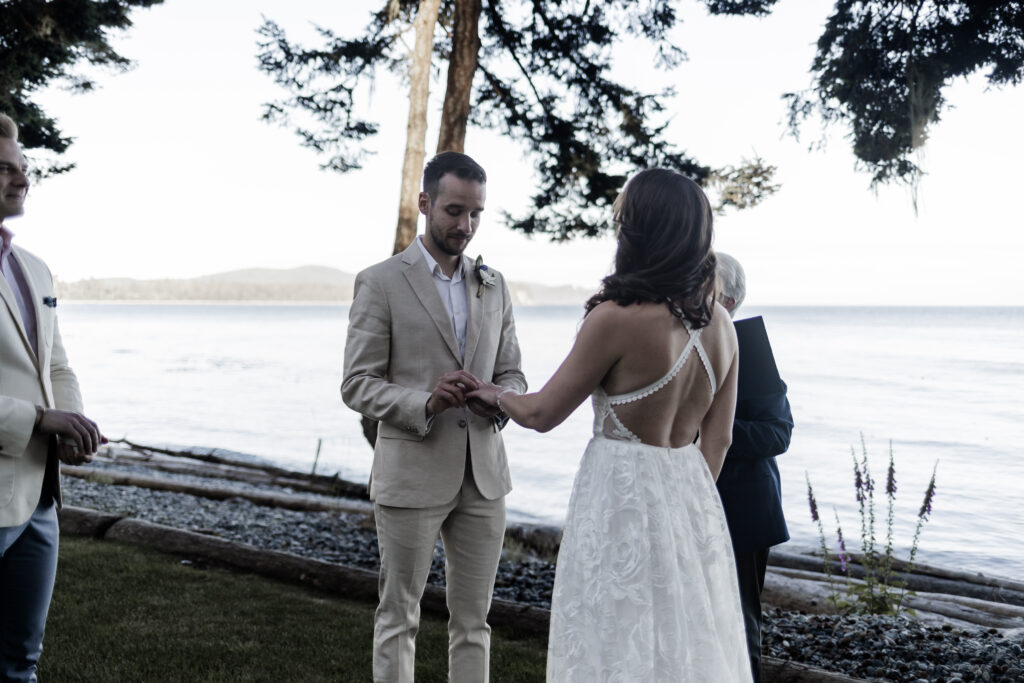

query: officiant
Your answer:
[715,252,794,683]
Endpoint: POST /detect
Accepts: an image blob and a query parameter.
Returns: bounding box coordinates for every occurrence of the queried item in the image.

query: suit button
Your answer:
[458,419,467,428]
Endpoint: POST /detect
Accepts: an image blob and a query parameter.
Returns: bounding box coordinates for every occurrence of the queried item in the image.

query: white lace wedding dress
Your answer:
[547,326,753,682]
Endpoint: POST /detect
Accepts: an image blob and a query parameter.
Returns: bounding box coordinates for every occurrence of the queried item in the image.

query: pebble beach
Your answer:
[62,457,1024,683]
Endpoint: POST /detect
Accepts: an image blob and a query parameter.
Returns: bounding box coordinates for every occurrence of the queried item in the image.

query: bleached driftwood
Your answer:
[107,438,369,499]
[768,549,1024,609]
[61,464,372,515]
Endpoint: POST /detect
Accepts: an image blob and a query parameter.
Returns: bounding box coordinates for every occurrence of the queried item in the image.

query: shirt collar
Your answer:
[416,236,464,282]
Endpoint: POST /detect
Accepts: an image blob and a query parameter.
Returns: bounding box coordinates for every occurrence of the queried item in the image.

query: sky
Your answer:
[9,0,1024,306]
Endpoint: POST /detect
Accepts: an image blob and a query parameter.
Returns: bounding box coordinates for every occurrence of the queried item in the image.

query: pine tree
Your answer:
[256,0,780,249]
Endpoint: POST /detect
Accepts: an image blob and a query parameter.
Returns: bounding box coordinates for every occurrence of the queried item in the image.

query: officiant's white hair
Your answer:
[716,252,746,312]
[0,113,18,140]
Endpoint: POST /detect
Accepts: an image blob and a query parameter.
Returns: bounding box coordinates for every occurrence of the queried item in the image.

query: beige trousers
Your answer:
[373,459,506,683]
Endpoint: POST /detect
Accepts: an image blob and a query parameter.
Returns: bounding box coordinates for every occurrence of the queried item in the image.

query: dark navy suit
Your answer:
[717,380,793,682]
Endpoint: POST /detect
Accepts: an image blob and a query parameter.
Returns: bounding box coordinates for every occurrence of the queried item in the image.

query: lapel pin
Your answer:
[42,296,57,308]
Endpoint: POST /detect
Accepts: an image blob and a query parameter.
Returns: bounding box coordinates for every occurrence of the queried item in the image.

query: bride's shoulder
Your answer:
[583,300,660,327]
[580,300,626,333]
[699,303,738,351]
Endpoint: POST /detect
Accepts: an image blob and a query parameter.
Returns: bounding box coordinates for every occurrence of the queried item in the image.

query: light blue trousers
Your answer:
[0,497,59,683]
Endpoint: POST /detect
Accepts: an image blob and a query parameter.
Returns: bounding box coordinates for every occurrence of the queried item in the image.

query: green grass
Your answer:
[42,536,547,682]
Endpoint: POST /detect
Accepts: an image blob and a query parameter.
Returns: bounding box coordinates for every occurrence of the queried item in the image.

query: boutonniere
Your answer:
[42,296,57,308]
[473,255,496,298]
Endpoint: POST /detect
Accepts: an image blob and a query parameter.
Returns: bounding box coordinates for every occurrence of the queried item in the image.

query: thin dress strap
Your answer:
[694,333,717,395]
[607,327,705,405]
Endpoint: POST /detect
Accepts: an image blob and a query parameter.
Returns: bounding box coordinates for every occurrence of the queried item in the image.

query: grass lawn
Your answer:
[41,536,548,682]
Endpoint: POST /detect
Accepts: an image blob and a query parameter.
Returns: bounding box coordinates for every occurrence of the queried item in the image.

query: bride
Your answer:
[468,168,752,681]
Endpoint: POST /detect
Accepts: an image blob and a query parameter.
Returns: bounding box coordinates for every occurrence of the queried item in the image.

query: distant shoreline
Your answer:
[57,299,1024,309]
[58,298,590,307]
[54,265,594,306]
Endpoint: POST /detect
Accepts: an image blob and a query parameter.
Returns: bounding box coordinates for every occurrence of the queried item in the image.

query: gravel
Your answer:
[763,609,1024,682]
[62,470,1023,682]
[61,466,557,606]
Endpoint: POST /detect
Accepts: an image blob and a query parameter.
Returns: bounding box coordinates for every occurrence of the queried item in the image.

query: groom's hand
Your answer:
[426,370,480,416]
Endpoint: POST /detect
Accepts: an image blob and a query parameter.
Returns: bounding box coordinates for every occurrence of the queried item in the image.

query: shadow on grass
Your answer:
[43,537,548,682]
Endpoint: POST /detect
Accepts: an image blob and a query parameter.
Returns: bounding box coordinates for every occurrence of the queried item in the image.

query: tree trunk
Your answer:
[437,0,482,153]
[392,0,442,256]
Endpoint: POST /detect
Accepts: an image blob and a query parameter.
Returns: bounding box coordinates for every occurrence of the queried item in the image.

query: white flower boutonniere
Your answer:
[474,255,497,298]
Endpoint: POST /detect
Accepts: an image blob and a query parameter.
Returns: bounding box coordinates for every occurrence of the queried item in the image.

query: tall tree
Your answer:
[256,0,779,251]
[394,0,443,254]
[785,1,1024,192]
[0,0,164,176]
[435,0,481,153]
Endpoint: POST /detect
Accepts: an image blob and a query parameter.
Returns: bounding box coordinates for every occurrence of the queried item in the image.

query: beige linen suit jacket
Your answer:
[342,241,526,508]
[0,245,83,527]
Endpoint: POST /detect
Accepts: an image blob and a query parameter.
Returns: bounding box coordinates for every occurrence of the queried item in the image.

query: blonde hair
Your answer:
[0,114,18,141]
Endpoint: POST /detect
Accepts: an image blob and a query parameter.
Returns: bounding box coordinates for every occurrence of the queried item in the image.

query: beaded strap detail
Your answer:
[596,327,718,443]
[608,329,704,406]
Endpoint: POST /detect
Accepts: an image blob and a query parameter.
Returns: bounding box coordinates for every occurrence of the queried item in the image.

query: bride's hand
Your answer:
[466,381,502,418]
[466,381,501,407]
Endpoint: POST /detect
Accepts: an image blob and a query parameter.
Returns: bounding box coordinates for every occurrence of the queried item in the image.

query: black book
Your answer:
[733,315,783,401]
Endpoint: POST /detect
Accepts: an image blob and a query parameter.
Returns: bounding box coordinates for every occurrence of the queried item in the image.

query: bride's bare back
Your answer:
[600,301,736,449]
[503,299,738,477]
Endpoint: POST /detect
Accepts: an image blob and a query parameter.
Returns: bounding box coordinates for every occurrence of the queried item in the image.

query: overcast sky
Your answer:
[10,0,1024,305]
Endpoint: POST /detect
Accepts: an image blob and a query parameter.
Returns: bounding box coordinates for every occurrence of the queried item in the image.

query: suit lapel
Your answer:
[463,254,484,369]
[0,250,38,367]
[401,242,463,363]
[13,249,48,372]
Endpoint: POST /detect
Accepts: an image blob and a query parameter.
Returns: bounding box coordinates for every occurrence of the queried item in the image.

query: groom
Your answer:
[342,151,526,682]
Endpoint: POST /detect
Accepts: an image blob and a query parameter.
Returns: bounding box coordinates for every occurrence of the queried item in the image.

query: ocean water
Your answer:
[58,303,1023,580]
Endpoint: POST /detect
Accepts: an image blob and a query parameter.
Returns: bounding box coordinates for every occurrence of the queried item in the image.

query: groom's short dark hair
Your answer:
[423,152,486,201]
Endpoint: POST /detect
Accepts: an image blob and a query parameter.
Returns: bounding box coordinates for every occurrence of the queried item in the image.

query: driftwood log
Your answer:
[58,507,550,636]
[768,549,1024,609]
[61,465,372,515]
[764,566,1024,632]
[106,439,369,499]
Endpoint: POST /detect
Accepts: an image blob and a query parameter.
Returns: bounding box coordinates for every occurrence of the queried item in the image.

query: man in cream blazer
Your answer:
[0,113,105,682]
[343,152,526,682]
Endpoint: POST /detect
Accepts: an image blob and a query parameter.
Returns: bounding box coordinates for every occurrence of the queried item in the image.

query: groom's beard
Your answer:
[429,227,474,256]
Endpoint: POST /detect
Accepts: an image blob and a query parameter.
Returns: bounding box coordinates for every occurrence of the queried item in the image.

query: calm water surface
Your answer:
[59,303,1024,580]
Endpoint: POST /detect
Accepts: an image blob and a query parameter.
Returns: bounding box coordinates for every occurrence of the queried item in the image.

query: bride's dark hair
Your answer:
[585,168,717,328]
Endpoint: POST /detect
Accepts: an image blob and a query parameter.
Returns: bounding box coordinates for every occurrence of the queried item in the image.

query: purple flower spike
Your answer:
[919,474,937,520]
[854,460,865,504]
[836,520,849,573]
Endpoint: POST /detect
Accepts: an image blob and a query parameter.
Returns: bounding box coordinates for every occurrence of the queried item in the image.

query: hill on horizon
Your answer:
[55,265,591,306]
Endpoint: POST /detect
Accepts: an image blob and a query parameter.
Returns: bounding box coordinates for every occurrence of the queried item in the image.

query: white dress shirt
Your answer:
[416,236,468,360]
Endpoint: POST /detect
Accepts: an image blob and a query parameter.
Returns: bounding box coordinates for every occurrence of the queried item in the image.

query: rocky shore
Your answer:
[61,446,1024,682]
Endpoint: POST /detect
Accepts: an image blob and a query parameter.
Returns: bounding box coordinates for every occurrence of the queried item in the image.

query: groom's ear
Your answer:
[418,191,431,216]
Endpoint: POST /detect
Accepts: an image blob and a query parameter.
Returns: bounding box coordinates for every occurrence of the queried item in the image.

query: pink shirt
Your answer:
[0,226,39,357]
